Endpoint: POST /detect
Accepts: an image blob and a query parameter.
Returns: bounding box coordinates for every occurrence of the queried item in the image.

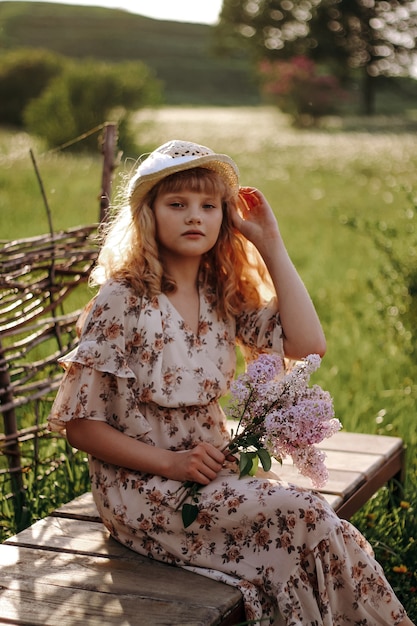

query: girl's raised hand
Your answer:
[232,187,280,248]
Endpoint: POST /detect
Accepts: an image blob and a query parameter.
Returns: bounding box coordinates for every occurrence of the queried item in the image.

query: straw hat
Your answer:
[128,139,239,206]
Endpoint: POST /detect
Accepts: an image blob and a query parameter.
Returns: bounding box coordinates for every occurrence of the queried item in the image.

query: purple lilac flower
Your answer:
[246,353,283,384]
[225,353,341,489]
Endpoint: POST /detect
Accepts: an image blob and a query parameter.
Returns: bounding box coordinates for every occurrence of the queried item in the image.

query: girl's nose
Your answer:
[185,213,202,225]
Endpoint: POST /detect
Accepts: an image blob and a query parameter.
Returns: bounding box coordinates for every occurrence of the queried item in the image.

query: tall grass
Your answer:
[1,107,416,618]
[0,131,102,237]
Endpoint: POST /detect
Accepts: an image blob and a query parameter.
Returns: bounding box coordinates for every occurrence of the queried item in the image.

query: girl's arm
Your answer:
[233,187,326,360]
[66,418,225,485]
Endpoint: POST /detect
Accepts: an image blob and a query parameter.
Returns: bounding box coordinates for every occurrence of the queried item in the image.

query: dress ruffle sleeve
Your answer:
[60,339,136,379]
[235,297,284,361]
[48,281,152,438]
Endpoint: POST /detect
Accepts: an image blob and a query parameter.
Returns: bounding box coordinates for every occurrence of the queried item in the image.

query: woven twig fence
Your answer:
[0,123,117,530]
[0,226,98,490]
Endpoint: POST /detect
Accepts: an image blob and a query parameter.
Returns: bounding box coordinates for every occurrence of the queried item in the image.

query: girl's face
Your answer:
[153,188,224,261]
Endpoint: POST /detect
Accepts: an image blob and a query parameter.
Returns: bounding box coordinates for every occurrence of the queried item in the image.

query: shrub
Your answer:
[0,48,66,127]
[258,56,348,126]
[24,59,163,152]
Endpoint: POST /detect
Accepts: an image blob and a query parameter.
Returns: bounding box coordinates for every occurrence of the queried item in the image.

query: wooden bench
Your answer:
[0,431,404,625]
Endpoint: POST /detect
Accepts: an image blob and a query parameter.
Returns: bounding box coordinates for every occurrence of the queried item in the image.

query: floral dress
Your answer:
[48,279,406,626]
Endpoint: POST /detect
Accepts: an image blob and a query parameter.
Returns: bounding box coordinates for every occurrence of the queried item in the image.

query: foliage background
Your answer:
[1,1,417,112]
[0,1,259,106]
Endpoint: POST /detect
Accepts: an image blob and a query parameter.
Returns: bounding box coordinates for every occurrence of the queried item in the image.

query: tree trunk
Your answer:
[361,69,376,115]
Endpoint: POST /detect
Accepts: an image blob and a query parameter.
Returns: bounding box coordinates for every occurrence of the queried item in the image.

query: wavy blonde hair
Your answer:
[91,167,273,319]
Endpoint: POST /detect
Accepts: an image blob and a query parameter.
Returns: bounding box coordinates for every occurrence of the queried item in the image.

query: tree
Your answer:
[0,49,66,126]
[215,0,417,114]
[24,60,162,153]
[259,56,349,125]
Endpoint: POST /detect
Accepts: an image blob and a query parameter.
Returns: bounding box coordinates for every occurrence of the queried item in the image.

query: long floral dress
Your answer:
[48,279,407,626]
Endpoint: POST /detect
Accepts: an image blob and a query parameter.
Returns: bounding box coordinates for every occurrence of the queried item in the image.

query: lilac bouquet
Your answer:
[178,353,341,528]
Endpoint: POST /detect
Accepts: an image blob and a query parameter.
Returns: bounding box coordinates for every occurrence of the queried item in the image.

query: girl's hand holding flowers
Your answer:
[176,353,341,528]
[172,442,225,485]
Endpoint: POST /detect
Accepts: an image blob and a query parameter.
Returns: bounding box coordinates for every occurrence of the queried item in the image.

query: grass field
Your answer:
[3,106,416,436]
[1,106,417,616]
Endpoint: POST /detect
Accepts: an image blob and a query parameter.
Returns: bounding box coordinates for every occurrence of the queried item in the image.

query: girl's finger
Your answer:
[238,188,260,212]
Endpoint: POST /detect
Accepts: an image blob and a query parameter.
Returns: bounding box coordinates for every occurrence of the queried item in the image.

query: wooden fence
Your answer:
[0,123,117,531]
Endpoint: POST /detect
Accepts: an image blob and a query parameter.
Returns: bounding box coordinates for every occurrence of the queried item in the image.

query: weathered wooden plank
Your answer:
[335,445,405,519]
[5,517,126,558]
[278,448,387,497]
[270,460,365,497]
[0,544,243,626]
[318,431,403,457]
[52,492,102,521]
[311,448,386,475]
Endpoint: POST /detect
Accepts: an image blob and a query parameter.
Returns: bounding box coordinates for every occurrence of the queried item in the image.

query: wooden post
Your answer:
[99,122,118,224]
[0,340,25,521]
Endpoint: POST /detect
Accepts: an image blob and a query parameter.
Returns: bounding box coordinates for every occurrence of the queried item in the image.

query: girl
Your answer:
[49,140,412,625]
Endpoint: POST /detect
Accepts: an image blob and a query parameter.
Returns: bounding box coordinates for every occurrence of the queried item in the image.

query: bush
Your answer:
[258,56,348,126]
[24,59,163,152]
[0,48,66,127]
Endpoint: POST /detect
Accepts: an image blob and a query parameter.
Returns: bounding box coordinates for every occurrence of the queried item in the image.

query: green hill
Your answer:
[0,1,260,105]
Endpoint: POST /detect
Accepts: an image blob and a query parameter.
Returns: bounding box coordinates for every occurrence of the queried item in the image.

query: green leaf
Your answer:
[258,447,272,472]
[182,503,199,528]
[239,451,255,477]
[248,454,259,476]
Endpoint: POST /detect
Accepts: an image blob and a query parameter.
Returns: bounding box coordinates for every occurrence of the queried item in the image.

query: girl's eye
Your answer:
[203,203,217,209]
[169,202,184,208]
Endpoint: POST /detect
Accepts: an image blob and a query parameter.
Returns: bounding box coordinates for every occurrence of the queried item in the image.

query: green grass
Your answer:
[1,106,417,619]
[0,130,102,236]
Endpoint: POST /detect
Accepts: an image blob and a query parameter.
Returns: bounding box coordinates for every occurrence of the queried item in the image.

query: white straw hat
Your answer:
[128,139,239,205]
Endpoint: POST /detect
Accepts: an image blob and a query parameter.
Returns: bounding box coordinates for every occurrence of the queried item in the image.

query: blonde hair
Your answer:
[91,167,273,319]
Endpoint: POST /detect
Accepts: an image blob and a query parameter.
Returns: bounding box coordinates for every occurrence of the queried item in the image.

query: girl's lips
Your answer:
[182,230,204,236]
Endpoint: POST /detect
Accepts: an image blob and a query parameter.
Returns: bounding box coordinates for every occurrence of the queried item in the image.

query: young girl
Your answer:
[49,140,412,625]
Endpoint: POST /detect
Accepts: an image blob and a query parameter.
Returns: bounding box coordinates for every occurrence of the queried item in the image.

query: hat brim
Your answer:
[129,153,239,206]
